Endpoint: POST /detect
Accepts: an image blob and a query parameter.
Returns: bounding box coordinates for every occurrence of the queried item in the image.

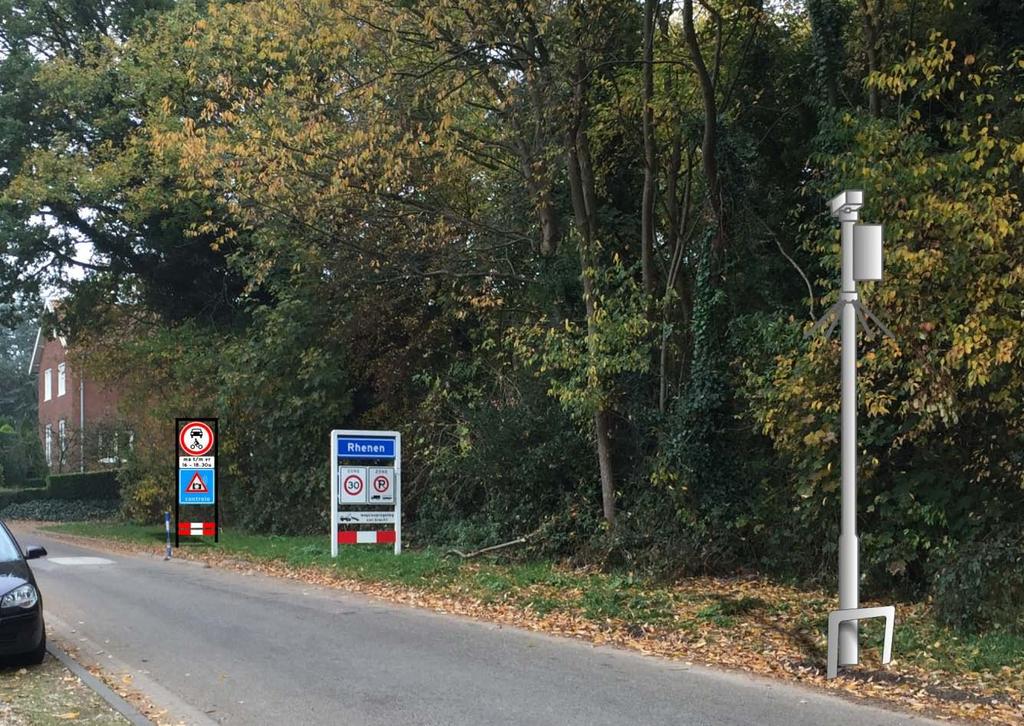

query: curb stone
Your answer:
[46,641,152,726]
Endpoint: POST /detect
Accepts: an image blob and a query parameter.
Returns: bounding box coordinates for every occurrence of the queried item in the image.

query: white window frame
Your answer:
[58,419,67,457]
[98,431,112,465]
[57,362,66,397]
[45,425,53,465]
[43,368,52,401]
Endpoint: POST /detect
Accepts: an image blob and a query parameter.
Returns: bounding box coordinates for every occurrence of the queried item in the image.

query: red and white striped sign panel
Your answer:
[178,521,217,536]
[337,530,396,545]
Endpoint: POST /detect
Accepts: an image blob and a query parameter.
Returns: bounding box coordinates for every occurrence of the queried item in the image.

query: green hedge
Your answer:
[0,487,39,509]
[0,470,121,510]
[47,471,121,500]
[0,499,120,522]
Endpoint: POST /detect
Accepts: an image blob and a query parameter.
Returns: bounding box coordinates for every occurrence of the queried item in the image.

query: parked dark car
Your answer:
[0,520,46,664]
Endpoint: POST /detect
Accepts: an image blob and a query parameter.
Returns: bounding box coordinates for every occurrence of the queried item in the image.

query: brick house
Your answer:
[26,317,126,473]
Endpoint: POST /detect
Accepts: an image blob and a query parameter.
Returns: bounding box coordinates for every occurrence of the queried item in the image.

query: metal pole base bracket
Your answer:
[826,606,896,679]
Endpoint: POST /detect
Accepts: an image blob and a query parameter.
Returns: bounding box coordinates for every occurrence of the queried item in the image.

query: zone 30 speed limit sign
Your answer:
[339,467,366,503]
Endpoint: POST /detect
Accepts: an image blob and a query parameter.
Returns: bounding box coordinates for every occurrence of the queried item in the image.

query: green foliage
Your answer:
[0,0,238,323]
[0,317,38,428]
[667,238,741,524]
[414,342,594,548]
[509,258,654,420]
[217,289,355,534]
[931,527,1024,633]
[72,320,222,521]
[0,426,45,488]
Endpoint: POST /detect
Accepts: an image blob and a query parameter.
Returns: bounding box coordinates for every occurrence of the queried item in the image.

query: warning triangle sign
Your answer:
[185,472,209,493]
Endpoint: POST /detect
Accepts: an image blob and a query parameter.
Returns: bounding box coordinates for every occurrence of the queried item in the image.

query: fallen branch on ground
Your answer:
[446,531,538,560]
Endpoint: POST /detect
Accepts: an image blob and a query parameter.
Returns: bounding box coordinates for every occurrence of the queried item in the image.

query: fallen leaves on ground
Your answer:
[51,640,182,726]
[0,653,128,725]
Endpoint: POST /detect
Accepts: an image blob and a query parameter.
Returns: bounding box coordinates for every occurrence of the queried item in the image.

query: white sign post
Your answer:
[810,190,897,678]
[330,430,401,556]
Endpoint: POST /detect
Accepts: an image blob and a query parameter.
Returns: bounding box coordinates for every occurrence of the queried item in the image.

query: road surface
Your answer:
[14,526,952,726]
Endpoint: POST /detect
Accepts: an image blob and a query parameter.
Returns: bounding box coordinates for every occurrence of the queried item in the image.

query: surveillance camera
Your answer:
[830,190,864,217]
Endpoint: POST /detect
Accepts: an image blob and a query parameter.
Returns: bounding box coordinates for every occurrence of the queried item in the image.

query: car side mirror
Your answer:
[24,546,47,560]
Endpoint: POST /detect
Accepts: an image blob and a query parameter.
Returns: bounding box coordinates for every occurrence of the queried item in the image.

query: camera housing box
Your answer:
[830,189,864,216]
[853,224,883,281]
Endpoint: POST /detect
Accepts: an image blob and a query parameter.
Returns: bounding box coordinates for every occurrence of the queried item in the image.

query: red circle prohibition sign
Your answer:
[343,474,364,496]
[179,421,214,456]
[373,476,390,493]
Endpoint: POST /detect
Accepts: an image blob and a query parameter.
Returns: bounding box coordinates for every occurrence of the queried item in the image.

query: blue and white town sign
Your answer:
[330,430,401,557]
[336,436,396,459]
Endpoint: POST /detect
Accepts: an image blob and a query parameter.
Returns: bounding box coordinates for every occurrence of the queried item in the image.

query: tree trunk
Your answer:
[594,409,616,524]
[566,55,617,527]
[807,0,842,106]
[683,0,723,247]
[521,154,561,256]
[640,0,657,296]
[860,0,882,118]
[660,143,694,413]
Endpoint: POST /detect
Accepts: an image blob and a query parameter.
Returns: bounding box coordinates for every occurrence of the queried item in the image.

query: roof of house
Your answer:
[26,299,67,375]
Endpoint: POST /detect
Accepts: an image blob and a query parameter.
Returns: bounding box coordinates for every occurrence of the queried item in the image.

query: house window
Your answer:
[59,419,66,457]
[44,368,52,401]
[45,425,53,466]
[57,362,66,396]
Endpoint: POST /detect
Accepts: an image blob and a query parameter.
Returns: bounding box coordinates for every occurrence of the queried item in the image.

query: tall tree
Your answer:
[0,313,37,425]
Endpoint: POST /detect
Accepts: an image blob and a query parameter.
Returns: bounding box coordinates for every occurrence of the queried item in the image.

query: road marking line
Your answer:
[48,557,114,566]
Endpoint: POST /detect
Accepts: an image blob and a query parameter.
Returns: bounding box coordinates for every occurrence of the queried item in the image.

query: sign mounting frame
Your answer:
[175,418,219,546]
[330,429,401,556]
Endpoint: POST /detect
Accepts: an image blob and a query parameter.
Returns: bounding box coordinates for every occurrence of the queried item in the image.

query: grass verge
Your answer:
[42,521,1024,724]
[0,654,128,726]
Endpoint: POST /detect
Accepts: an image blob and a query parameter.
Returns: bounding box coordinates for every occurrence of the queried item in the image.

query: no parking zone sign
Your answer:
[331,430,401,557]
[368,467,395,504]
[175,418,219,546]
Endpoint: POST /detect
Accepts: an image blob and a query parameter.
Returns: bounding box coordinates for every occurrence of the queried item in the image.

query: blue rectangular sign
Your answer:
[178,468,215,505]
[337,437,396,459]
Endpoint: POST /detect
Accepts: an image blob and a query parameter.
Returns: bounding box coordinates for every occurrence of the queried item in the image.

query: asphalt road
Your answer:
[13,526,951,726]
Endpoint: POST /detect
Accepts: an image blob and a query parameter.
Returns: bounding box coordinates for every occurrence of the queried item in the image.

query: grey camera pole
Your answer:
[813,190,896,678]
[834,191,862,666]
